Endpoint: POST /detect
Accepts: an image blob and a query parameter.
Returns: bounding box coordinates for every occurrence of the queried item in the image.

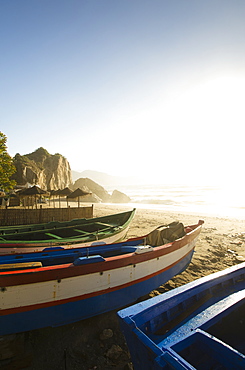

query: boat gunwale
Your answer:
[0,209,136,233]
[0,209,136,247]
[0,221,203,286]
[0,248,195,317]
[118,261,245,330]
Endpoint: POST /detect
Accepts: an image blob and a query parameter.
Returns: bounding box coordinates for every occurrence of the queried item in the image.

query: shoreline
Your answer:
[93,201,245,221]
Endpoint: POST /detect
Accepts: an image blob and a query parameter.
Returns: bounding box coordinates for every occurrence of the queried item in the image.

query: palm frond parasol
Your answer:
[67,188,91,207]
[20,185,49,208]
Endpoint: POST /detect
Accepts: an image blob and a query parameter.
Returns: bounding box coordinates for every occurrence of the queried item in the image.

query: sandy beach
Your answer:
[31,200,245,288]
[93,204,245,291]
[3,204,245,370]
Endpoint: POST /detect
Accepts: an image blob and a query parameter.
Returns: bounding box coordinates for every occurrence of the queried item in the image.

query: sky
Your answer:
[1,0,245,186]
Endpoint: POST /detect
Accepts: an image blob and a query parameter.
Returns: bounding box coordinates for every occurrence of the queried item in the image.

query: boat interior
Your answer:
[0,222,119,241]
[127,267,245,369]
[0,239,145,271]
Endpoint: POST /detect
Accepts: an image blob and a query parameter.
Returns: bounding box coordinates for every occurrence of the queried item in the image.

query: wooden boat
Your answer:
[0,220,203,336]
[0,218,98,234]
[118,261,245,370]
[0,209,136,254]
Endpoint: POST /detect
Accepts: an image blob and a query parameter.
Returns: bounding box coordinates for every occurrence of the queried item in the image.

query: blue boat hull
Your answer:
[118,262,245,370]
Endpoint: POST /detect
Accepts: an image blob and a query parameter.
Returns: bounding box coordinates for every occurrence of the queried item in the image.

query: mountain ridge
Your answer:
[72,169,139,187]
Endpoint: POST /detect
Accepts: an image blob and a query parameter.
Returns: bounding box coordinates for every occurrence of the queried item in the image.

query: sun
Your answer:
[147,72,245,185]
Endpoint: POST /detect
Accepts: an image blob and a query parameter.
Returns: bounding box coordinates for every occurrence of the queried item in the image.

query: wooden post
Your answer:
[39,205,42,223]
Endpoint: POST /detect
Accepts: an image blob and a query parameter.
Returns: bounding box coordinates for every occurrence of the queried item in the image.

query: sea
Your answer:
[105,184,245,220]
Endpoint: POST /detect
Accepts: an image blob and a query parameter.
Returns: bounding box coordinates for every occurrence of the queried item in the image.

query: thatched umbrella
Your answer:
[52,189,63,208]
[49,189,59,207]
[20,185,49,209]
[67,188,91,207]
[58,187,73,207]
[20,185,47,195]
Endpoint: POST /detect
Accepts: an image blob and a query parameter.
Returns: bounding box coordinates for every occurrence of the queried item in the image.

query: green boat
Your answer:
[0,208,136,254]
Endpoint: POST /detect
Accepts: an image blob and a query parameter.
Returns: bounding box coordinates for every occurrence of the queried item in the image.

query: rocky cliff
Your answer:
[73,177,111,202]
[12,147,72,190]
[73,178,131,203]
[11,148,131,203]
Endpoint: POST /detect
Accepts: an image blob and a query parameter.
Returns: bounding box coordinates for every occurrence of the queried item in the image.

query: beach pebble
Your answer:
[100,328,113,340]
[235,255,245,262]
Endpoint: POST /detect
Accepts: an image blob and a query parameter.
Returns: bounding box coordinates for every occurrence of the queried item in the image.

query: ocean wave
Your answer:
[135,199,176,205]
[106,184,245,219]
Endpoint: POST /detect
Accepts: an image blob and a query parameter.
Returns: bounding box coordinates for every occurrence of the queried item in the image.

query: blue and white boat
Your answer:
[0,220,203,336]
[118,261,245,369]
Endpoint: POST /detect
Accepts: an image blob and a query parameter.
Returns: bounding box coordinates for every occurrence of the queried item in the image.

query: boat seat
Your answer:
[94,222,115,228]
[0,261,42,271]
[45,233,63,239]
[73,229,90,235]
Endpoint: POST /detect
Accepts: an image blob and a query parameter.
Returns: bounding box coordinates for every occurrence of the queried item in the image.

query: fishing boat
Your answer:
[118,261,245,370]
[0,209,136,254]
[0,220,203,336]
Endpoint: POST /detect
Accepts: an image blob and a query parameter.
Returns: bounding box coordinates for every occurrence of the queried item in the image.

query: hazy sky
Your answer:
[1,0,245,185]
